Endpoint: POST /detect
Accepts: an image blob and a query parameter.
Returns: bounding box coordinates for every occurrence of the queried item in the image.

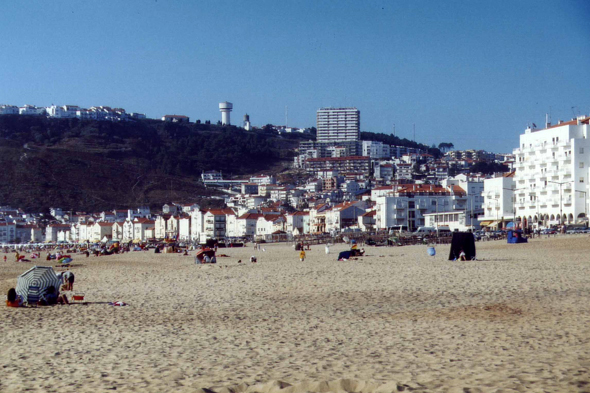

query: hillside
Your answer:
[0,116,300,212]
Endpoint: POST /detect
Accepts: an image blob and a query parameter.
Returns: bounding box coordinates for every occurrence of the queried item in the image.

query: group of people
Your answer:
[6,269,75,308]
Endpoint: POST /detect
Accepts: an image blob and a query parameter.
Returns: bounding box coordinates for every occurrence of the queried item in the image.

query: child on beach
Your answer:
[299,250,306,262]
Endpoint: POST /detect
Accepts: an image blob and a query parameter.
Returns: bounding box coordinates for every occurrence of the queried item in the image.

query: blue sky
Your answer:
[1,0,589,153]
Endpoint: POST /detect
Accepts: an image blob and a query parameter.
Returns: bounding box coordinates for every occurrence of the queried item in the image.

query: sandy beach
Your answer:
[2,236,590,392]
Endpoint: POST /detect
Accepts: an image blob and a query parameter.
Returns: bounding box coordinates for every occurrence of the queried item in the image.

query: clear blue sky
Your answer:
[1,0,589,153]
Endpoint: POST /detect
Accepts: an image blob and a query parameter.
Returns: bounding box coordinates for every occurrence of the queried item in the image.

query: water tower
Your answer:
[219,102,233,125]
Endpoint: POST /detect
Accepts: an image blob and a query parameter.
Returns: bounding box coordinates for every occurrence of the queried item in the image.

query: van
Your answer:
[388,225,409,235]
[413,227,437,235]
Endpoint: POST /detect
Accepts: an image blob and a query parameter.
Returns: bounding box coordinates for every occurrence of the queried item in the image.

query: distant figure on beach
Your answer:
[64,271,75,291]
[459,249,466,261]
[299,250,306,262]
[250,256,257,263]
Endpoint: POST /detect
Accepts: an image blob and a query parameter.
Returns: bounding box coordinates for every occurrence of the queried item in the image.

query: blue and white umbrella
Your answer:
[16,266,62,305]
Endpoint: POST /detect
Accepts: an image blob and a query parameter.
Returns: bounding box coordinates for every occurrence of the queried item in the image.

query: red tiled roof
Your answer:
[451,185,466,195]
[238,213,263,220]
[207,208,235,216]
[135,218,155,224]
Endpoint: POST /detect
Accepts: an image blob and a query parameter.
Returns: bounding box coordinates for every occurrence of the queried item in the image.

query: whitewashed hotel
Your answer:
[512,116,590,227]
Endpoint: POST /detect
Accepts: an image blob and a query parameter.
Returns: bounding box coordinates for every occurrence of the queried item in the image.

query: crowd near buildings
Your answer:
[1,105,589,245]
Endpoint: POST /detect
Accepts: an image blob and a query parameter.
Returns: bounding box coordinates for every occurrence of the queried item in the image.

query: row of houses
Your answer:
[0,104,146,121]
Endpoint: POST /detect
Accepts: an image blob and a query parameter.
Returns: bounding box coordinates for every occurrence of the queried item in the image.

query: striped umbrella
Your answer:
[16,266,62,305]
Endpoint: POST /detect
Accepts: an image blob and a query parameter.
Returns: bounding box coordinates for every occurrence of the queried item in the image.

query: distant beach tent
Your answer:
[507,230,528,244]
[16,266,62,305]
[448,232,476,260]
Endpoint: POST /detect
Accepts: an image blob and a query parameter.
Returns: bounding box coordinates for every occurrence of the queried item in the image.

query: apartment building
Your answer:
[512,116,590,227]
[316,107,360,142]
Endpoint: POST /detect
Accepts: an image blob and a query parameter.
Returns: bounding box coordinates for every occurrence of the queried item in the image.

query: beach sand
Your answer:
[1,236,590,392]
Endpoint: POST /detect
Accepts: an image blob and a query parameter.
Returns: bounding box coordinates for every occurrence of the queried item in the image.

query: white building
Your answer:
[375,184,456,231]
[316,107,360,143]
[512,116,590,227]
[480,174,515,228]
[0,222,17,244]
[178,217,191,241]
[19,105,46,116]
[442,174,485,223]
[362,141,391,159]
[45,224,71,242]
[0,105,19,115]
[286,211,310,235]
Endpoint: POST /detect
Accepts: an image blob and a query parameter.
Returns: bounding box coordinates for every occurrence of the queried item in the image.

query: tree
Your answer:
[470,161,509,175]
[438,142,454,153]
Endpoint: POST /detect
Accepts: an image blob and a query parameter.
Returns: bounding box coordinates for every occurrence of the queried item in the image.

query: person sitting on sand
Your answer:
[6,288,22,307]
[39,286,68,306]
[459,249,466,261]
[250,256,257,263]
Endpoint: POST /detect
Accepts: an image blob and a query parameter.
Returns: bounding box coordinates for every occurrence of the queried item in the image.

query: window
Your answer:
[580,177,584,183]
[580,147,584,154]
[580,162,585,169]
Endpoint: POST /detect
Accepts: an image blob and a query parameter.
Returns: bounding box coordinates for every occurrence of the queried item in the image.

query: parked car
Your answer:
[541,228,557,235]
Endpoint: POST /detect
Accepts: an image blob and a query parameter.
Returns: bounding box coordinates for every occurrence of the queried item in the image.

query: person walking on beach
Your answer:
[299,249,306,262]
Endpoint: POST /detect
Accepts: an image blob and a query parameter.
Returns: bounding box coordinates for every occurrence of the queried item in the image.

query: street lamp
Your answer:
[575,189,587,223]
[502,187,522,229]
[502,187,515,228]
[548,181,571,225]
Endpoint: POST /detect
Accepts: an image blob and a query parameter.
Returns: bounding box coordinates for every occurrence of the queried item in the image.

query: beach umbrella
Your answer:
[15,266,62,305]
[195,248,215,258]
